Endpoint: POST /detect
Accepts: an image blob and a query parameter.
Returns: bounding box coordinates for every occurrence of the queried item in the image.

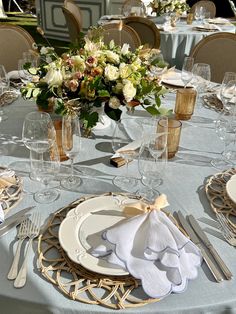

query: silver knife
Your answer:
[188,214,233,280]
[0,216,26,237]
[0,206,35,230]
[177,211,224,283]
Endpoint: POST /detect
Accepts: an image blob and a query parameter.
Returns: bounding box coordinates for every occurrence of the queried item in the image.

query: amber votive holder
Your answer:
[186,13,194,25]
[174,88,197,121]
[158,118,182,159]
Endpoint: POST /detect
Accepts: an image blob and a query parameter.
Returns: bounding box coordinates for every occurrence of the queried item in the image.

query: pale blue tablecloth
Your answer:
[0,94,236,314]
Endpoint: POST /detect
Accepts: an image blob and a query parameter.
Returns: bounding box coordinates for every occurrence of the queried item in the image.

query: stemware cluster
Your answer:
[111,117,168,200]
[22,112,82,203]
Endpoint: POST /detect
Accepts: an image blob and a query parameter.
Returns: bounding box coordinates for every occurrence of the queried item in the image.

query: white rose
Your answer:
[119,63,132,79]
[109,96,121,109]
[44,66,63,87]
[123,80,136,102]
[104,64,119,81]
[121,43,130,55]
[106,51,120,64]
[40,46,54,55]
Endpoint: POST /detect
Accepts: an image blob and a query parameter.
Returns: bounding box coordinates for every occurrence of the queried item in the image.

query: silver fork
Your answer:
[7,218,28,280]
[216,212,236,246]
[14,213,41,288]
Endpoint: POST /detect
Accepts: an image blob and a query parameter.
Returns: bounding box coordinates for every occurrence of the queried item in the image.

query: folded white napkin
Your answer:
[91,195,202,299]
[0,168,16,223]
[206,18,230,25]
[195,23,222,31]
[0,203,4,224]
[163,24,176,32]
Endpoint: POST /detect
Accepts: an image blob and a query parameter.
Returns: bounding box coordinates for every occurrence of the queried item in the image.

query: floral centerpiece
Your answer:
[148,0,189,16]
[21,28,168,131]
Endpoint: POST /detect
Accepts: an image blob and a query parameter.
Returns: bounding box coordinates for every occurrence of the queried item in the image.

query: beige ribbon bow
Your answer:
[123,194,169,217]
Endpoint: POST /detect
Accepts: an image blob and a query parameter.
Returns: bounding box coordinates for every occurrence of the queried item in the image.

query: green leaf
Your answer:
[26,88,33,98]
[104,104,122,121]
[32,88,41,98]
[98,90,110,97]
[145,106,160,116]
[155,95,161,107]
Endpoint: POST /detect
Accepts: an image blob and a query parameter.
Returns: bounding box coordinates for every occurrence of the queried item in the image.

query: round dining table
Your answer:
[156,19,236,69]
[0,90,236,314]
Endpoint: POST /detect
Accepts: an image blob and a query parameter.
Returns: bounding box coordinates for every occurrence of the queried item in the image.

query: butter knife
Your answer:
[0,206,35,230]
[188,215,233,280]
[177,211,224,282]
[0,216,26,237]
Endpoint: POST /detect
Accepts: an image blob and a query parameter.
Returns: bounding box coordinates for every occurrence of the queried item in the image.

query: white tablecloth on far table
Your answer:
[0,93,236,314]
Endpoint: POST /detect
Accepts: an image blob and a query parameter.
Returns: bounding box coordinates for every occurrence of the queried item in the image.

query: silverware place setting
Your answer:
[6,211,41,288]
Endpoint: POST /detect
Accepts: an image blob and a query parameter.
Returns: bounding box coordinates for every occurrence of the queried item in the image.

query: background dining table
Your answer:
[156,18,236,69]
[0,90,236,314]
[98,16,236,70]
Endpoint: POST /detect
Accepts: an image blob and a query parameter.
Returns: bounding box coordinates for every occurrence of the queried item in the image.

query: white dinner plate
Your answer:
[59,195,136,276]
[161,75,193,88]
[226,179,236,204]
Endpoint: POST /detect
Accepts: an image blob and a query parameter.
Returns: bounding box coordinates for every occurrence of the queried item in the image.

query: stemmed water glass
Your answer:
[112,118,141,192]
[138,132,167,201]
[194,6,205,23]
[210,112,236,170]
[219,78,236,113]
[192,63,211,95]
[221,80,236,112]
[22,111,56,178]
[181,57,194,88]
[31,140,60,203]
[61,114,81,190]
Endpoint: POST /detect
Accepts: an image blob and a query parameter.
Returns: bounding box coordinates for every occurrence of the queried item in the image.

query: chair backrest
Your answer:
[190,0,216,18]
[122,0,146,17]
[64,0,82,27]
[62,6,81,43]
[190,32,236,83]
[101,23,141,51]
[123,16,160,48]
[0,24,36,72]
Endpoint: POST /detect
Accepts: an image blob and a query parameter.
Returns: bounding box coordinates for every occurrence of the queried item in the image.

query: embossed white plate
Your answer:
[58,195,130,276]
[226,179,236,204]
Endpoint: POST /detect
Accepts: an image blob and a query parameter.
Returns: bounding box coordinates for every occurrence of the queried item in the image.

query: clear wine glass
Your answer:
[61,114,81,190]
[32,140,60,203]
[18,59,36,85]
[22,111,56,180]
[0,64,9,122]
[220,79,236,113]
[192,63,211,95]
[181,57,194,88]
[137,132,167,201]
[210,112,235,170]
[194,6,205,23]
[112,118,141,192]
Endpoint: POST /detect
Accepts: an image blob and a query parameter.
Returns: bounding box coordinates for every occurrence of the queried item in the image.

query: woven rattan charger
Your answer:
[38,192,184,309]
[205,168,236,233]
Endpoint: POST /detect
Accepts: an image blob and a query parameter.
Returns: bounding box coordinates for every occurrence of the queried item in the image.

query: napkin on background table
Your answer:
[91,195,202,299]
[194,23,222,32]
